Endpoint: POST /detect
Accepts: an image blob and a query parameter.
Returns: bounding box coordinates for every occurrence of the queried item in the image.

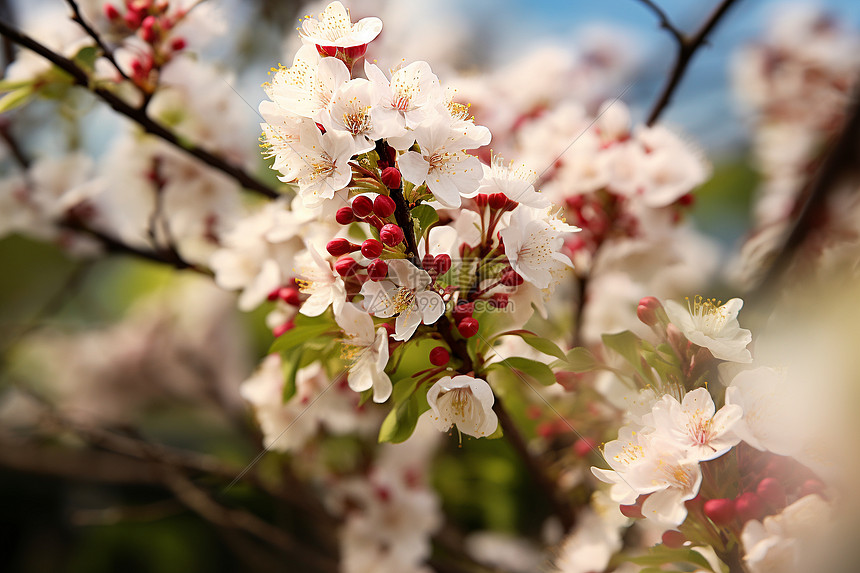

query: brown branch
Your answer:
[492,398,575,531]
[749,77,860,303]
[641,0,742,125]
[64,0,132,84]
[0,18,280,199]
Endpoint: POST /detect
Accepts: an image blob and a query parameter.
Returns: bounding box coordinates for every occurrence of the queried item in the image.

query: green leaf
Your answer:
[411,204,438,240]
[378,390,429,443]
[281,349,303,402]
[0,86,34,114]
[269,321,333,354]
[521,334,567,361]
[72,46,99,72]
[490,357,557,386]
[0,78,33,92]
[602,330,654,383]
[565,347,598,372]
[629,547,715,572]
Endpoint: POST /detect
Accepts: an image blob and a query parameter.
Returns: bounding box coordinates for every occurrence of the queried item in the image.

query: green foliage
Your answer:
[564,346,599,372]
[378,384,430,443]
[411,203,439,241]
[602,330,656,384]
[489,357,556,387]
[520,333,567,360]
[0,85,35,113]
[627,545,716,572]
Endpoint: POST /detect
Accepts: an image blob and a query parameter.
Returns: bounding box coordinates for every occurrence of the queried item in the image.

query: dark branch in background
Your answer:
[64,0,132,84]
[492,399,576,531]
[749,79,860,305]
[637,0,742,125]
[0,18,280,199]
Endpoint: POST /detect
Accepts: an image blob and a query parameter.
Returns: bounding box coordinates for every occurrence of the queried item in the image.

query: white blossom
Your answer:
[425,375,498,438]
[335,302,392,403]
[299,1,383,49]
[499,205,579,289]
[664,296,753,362]
[294,245,346,317]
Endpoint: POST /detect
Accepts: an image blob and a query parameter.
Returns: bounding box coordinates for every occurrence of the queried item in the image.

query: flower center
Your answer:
[391,286,416,314]
[686,295,730,336]
[342,106,372,134]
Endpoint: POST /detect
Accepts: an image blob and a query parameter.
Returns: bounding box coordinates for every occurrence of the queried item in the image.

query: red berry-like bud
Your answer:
[704,498,736,525]
[457,317,479,338]
[379,224,404,247]
[422,253,436,271]
[124,9,143,29]
[170,37,187,51]
[475,193,489,209]
[361,239,383,259]
[619,503,644,519]
[334,256,358,277]
[573,438,594,458]
[735,492,765,523]
[662,530,687,549]
[452,301,474,323]
[637,296,663,327]
[352,195,374,218]
[367,258,388,281]
[434,254,452,274]
[278,286,301,306]
[373,195,396,218]
[504,198,519,212]
[490,292,509,308]
[381,322,395,337]
[141,15,158,42]
[500,267,524,286]
[380,167,401,189]
[429,346,450,366]
[756,478,786,510]
[799,479,826,498]
[273,319,295,337]
[130,58,145,76]
[488,193,507,210]
[327,238,358,257]
[267,288,280,302]
[104,3,121,20]
[678,193,695,207]
[335,206,355,225]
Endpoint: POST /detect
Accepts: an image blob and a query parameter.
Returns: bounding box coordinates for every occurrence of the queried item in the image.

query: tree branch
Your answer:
[64,0,132,85]
[640,0,742,125]
[492,398,575,531]
[0,18,280,199]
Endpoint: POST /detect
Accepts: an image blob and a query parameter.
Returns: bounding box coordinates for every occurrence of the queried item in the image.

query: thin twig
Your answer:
[639,0,742,125]
[0,18,280,199]
[64,0,132,84]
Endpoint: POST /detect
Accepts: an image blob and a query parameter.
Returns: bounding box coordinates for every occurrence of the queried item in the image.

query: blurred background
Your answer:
[1,0,858,572]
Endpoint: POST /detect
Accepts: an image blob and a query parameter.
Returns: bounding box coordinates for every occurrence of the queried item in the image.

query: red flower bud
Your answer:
[488,193,507,210]
[735,492,765,523]
[434,254,452,274]
[380,167,401,189]
[352,195,374,218]
[104,3,121,20]
[457,317,479,338]
[619,503,644,519]
[637,296,663,327]
[367,258,388,281]
[799,479,826,499]
[704,498,736,525]
[573,438,594,457]
[361,239,383,259]
[756,478,786,510]
[429,346,450,366]
[380,224,404,247]
[475,193,489,209]
[278,286,301,306]
[336,206,356,225]
[124,9,143,29]
[273,319,295,337]
[327,238,359,257]
[334,256,358,277]
[661,530,687,549]
[504,198,519,211]
[490,292,509,308]
[422,253,436,271]
[170,37,187,52]
[500,267,524,286]
[141,15,158,42]
[381,322,395,337]
[452,301,474,322]
[373,194,396,218]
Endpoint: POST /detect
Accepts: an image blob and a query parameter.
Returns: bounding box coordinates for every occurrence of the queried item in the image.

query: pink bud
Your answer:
[490,292,509,308]
[457,317,479,338]
[380,167,401,189]
[124,9,143,29]
[573,438,594,458]
[475,194,489,209]
[360,239,383,259]
[619,503,644,519]
[273,319,295,337]
[335,206,356,225]
[637,296,663,327]
[434,254,452,274]
[379,224,404,247]
[327,238,359,257]
[334,256,358,277]
[422,253,435,271]
[799,479,826,498]
[141,15,158,42]
[735,492,764,523]
[662,530,687,549]
[429,346,450,366]
[170,37,187,52]
[756,478,786,510]
[704,498,736,525]
[104,4,121,20]
[367,258,388,281]
[352,195,373,218]
[500,267,524,286]
[278,286,301,306]
[373,195,396,218]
